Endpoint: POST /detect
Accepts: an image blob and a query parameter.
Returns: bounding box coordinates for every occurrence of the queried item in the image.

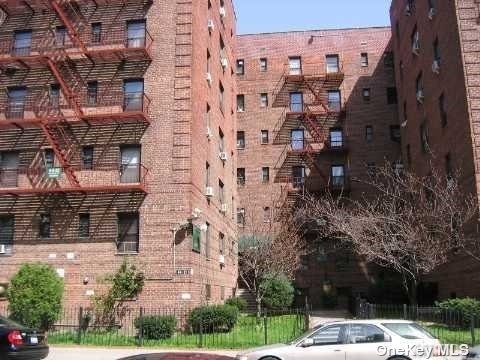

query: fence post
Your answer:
[471,315,476,347]
[138,307,144,347]
[76,306,83,345]
[403,304,407,320]
[263,312,268,345]
[199,315,203,348]
[304,301,310,331]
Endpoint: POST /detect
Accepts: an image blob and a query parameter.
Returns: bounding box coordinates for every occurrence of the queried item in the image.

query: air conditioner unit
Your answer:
[207,19,215,32]
[219,152,228,161]
[428,7,435,20]
[219,6,226,18]
[206,72,212,85]
[405,4,412,16]
[412,41,420,55]
[432,59,440,74]
[206,126,213,139]
[219,254,225,265]
[221,203,228,213]
[0,244,6,254]
[221,57,228,68]
[205,186,214,197]
[416,89,424,103]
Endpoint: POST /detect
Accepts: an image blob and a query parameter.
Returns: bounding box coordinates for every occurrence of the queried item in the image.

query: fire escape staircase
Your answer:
[50,0,88,54]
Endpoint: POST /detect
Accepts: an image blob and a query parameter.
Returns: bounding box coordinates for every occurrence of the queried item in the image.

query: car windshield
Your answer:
[382,322,435,339]
[0,316,25,328]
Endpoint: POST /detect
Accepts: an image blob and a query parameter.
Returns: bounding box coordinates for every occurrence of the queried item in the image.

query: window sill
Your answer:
[192,249,201,254]
[116,252,139,256]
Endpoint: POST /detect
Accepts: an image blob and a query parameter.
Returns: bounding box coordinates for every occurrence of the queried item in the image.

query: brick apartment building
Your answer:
[0,0,238,308]
[390,0,480,298]
[235,28,402,308]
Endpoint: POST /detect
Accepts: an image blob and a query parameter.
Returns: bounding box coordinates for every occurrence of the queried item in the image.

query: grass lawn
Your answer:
[48,313,306,349]
[426,324,479,346]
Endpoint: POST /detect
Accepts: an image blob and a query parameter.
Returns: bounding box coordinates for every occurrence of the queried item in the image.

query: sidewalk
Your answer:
[47,347,239,360]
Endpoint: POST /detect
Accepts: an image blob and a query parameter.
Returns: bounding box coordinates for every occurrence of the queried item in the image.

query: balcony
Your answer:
[0,92,151,128]
[0,163,149,195]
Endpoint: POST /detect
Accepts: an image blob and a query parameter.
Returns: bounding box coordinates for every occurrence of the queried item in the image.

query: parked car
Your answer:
[118,354,234,360]
[0,315,48,360]
[236,319,446,360]
[464,345,480,358]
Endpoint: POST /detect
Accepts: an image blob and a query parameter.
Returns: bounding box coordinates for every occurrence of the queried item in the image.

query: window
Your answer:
[290,92,303,112]
[87,81,98,106]
[420,122,429,153]
[384,51,394,68]
[205,284,212,300]
[362,88,371,102]
[308,325,345,346]
[329,128,343,148]
[55,26,66,47]
[416,73,424,102]
[366,162,376,176]
[433,38,441,63]
[39,214,51,238]
[326,54,339,73]
[219,128,225,152]
[126,19,146,48]
[0,215,14,255]
[263,207,271,223]
[219,232,225,254]
[49,84,60,109]
[237,208,245,226]
[236,59,245,75]
[78,213,90,238]
[0,152,19,188]
[82,146,94,169]
[288,56,302,75]
[262,167,270,183]
[412,26,420,54]
[292,166,305,188]
[120,145,140,183]
[387,87,398,104]
[43,149,55,169]
[291,129,305,150]
[261,130,269,144]
[237,168,245,186]
[205,222,211,259]
[403,101,408,125]
[123,79,144,111]
[192,226,201,252]
[328,90,341,112]
[218,181,225,205]
[445,153,453,180]
[237,131,245,149]
[91,22,102,44]
[348,324,389,344]
[260,58,267,72]
[219,82,225,113]
[221,286,225,300]
[117,213,139,253]
[205,162,211,187]
[428,0,435,12]
[260,93,268,108]
[207,49,211,74]
[361,52,369,67]
[300,255,309,271]
[365,126,373,143]
[7,87,27,119]
[439,93,447,127]
[236,94,245,112]
[390,125,401,142]
[331,165,345,187]
[13,30,32,56]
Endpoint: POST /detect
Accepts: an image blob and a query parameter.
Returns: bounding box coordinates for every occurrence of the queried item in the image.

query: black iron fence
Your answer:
[0,305,306,349]
[357,301,480,346]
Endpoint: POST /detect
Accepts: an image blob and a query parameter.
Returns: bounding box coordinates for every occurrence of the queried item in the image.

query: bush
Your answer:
[189,305,239,333]
[436,298,480,327]
[135,315,177,340]
[260,273,294,310]
[7,263,63,331]
[225,297,247,312]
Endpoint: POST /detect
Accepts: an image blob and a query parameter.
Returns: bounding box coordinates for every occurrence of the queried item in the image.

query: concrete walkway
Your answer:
[47,347,239,360]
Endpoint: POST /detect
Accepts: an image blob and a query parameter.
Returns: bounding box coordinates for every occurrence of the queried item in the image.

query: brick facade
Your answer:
[0,0,238,308]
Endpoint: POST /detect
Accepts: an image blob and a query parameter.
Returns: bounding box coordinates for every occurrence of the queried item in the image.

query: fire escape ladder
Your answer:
[40,121,80,188]
[303,107,325,144]
[304,77,328,112]
[303,144,327,182]
[46,58,84,117]
[50,0,88,54]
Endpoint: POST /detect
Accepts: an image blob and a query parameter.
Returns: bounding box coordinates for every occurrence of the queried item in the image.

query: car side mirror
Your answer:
[301,338,314,348]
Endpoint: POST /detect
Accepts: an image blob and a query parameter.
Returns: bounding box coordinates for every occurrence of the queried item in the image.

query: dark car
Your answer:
[0,316,48,360]
[118,354,234,360]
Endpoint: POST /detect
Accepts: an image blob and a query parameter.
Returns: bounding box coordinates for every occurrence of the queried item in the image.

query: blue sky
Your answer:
[233,0,392,35]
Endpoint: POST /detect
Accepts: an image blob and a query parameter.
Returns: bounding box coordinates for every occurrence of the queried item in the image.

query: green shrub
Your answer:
[260,273,294,310]
[7,263,63,331]
[189,304,239,333]
[436,298,480,327]
[225,297,247,312]
[321,292,338,309]
[135,315,177,340]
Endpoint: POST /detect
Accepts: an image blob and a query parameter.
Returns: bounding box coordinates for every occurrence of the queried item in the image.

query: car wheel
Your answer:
[388,357,411,360]
[259,357,281,360]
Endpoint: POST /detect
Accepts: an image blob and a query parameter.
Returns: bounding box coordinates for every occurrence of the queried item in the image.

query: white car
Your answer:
[236,319,446,360]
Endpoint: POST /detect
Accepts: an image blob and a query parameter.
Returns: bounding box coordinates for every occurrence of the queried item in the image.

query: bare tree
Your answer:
[297,164,477,304]
[238,195,303,319]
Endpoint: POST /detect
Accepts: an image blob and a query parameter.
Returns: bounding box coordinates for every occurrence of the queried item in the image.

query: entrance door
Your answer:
[120,146,140,183]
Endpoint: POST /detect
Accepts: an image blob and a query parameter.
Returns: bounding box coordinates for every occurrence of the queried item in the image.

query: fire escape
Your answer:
[271,60,347,212]
[0,0,152,195]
